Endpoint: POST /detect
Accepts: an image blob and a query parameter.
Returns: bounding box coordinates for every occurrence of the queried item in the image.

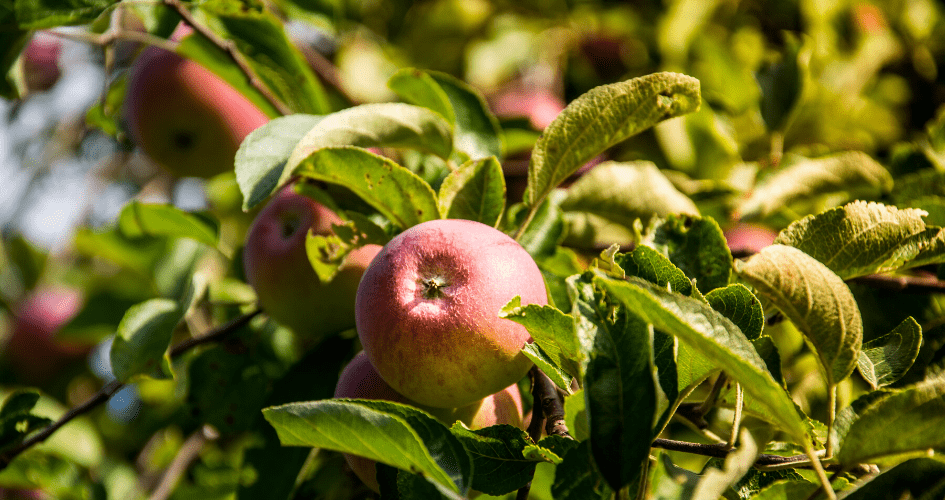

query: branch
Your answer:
[0,308,261,471]
[536,370,570,438]
[516,367,545,500]
[849,272,945,293]
[162,0,292,116]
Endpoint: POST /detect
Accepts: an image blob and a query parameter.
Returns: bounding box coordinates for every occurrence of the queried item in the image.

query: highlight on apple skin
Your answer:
[122,25,270,179]
[355,218,547,409]
[243,185,381,343]
[1,286,88,383]
[333,351,524,492]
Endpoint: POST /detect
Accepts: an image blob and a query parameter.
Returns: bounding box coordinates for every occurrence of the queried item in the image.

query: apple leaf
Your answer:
[0,390,53,453]
[564,390,590,442]
[305,232,346,283]
[437,156,506,227]
[284,103,454,184]
[202,3,330,115]
[841,458,945,499]
[551,441,615,500]
[592,273,811,446]
[561,161,699,233]
[184,346,270,434]
[117,202,218,247]
[642,214,732,293]
[388,68,457,125]
[775,201,945,279]
[236,114,323,211]
[749,481,820,500]
[290,147,441,229]
[857,317,922,389]
[11,0,117,29]
[616,245,693,296]
[837,375,945,466]
[505,199,565,259]
[757,34,806,133]
[735,245,863,386]
[705,284,764,341]
[829,389,892,456]
[691,429,759,500]
[262,399,472,498]
[427,71,503,161]
[449,423,538,496]
[521,343,573,392]
[110,298,181,382]
[736,152,893,220]
[525,72,701,209]
[500,297,583,381]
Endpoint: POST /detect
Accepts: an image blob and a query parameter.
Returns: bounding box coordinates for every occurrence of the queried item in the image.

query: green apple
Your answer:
[355,218,547,409]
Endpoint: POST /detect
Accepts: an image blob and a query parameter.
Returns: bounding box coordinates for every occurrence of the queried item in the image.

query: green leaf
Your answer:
[427,71,502,161]
[837,375,945,466]
[437,157,506,227]
[692,429,759,500]
[551,441,614,500]
[284,103,454,184]
[109,298,181,382]
[830,389,892,456]
[506,199,565,259]
[0,31,29,100]
[290,147,441,229]
[584,306,659,491]
[757,34,806,132]
[841,458,945,500]
[857,317,923,389]
[0,390,52,453]
[185,346,270,434]
[521,343,573,393]
[236,114,323,211]
[617,245,693,296]
[735,245,863,386]
[593,273,811,445]
[117,202,218,247]
[775,201,942,279]
[262,399,471,497]
[305,232,346,283]
[201,2,330,114]
[564,390,590,442]
[560,161,700,234]
[2,234,47,293]
[449,424,536,496]
[749,481,819,500]
[736,152,893,220]
[500,297,583,382]
[526,72,701,208]
[705,284,764,341]
[650,453,699,499]
[13,0,117,28]
[643,214,733,293]
[388,68,457,125]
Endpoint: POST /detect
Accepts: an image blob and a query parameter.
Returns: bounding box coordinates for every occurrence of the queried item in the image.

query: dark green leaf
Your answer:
[427,71,502,161]
[757,34,806,132]
[857,317,923,389]
[551,441,614,500]
[842,458,945,500]
[117,202,218,247]
[735,245,862,386]
[109,298,181,382]
[506,199,564,259]
[644,214,732,293]
[437,157,506,227]
[3,234,47,293]
[705,284,764,341]
[236,114,323,211]
[0,31,29,99]
[0,390,52,453]
[526,72,701,208]
[13,0,117,28]
[617,245,693,296]
[449,424,536,496]
[186,346,270,434]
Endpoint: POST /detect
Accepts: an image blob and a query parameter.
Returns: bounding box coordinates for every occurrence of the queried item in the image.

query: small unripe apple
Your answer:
[333,351,523,492]
[356,219,547,409]
[22,32,62,92]
[243,185,381,342]
[123,25,270,179]
[3,286,87,383]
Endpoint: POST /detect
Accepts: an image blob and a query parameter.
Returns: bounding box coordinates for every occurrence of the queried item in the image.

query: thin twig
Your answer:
[0,309,261,471]
[726,384,743,449]
[536,371,570,439]
[651,438,846,471]
[850,272,945,293]
[148,427,215,500]
[162,0,291,115]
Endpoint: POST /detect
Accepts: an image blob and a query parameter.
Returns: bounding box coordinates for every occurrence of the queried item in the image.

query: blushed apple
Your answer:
[333,351,523,492]
[723,223,778,257]
[243,185,381,343]
[355,218,547,409]
[490,86,566,131]
[2,286,87,383]
[123,25,270,179]
[22,32,62,92]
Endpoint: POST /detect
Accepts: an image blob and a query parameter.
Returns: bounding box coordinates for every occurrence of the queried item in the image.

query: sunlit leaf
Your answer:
[438,157,505,227]
[857,317,922,389]
[117,202,218,247]
[110,298,181,382]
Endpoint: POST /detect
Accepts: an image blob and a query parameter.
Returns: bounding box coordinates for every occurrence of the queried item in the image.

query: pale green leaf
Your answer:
[737,152,893,220]
[521,343,573,393]
[692,429,758,500]
[110,298,181,382]
[117,202,218,247]
[428,71,502,161]
[526,72,701,208]
[437,157,505,227]
[857,317,922,389]
[388,68,457,125]
[236,114,323,211]
[500,297,583,381]
[735,245,862,385]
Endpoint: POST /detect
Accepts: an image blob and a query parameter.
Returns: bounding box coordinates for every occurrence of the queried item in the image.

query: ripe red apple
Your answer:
[2,286,87,383]
[243,185,381,343]
[723,223,778,257]
[333,351,524,492]
[355,218,547,409]
[22,32,62,92]
[123,25,270,179]
[490,87,566,131]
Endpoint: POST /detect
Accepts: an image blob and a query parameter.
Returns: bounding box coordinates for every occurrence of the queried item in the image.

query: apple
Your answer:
[355,218,547,409]
[123,25,270,179]
[490,86,566,131]
[22,32,62,93]
[0,488,50,499]
[723,223,778,257]
[243,185,381,343]
[333,351,524,492]
[2,286,87,383]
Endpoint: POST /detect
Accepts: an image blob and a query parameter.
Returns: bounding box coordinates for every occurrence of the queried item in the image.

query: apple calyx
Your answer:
[420,275,450,300]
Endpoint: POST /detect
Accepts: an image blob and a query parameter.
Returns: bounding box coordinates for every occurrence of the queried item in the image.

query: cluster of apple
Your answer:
[243,186,549,491]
